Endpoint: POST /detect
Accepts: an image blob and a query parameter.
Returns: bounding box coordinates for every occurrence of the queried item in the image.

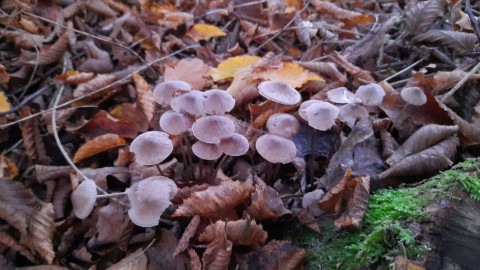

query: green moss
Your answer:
[295,159,480,270]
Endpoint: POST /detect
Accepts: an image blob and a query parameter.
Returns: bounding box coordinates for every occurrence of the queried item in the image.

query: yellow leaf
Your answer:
[208,55,261,81]
[285,0,304,10]
[0,155,19,178]
[253,62,323,88]
[19,17,39,33]
[187,23,226,42]
[0,91,11,113]
[73,134,126,163]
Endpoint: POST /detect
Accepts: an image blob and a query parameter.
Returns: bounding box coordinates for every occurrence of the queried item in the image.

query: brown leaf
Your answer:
[106,249,147,270]
[311,0,374,25]
[246,184,291,221]
[202,237,233,270]
[173,180,254,217]
[412,30,477,54]
[19,107,51,165]
[433,69,480,95]
[329,51,375,85]
[199,218,268,246]
[0,200,28,237]
[187,248,202,270]
[67,110,140,139]
[0,231,36,263]
[146,229,189,270]
[334,176,370,229]
[26,34,69,66]
[94,202,132,248]
[295,61,348,86]
[164,58,210,90]
[73,74,117,99]
[133,73,155,123]
[174,215,201,256]
[27,202,55,264]
[0,64,9,88]
[0,178,38,214]
[3,30,43,49]
[318,169,354,215]
[73,133,126,163]
[34,165,71,183]
[405,0,446,35]
[0,155,19,179]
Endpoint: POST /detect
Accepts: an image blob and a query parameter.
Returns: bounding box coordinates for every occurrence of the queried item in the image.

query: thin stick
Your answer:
[96,192,126,199]
[0,86,51,116]
[381,56,428,83]
[440,61,480,103]
[466,0,480,43]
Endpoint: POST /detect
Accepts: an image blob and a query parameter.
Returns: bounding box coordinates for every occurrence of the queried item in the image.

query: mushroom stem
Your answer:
[214,154,229,176]
[271,163,281,182]
[181,133,195,181]
[96,192,127,199]
[309,129,316,184]
[155,164,163,175]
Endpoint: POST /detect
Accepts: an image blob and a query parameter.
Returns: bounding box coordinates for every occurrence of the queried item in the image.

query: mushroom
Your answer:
[71,179,97,219]
[219,133,249,156]
[400,87,427,106]
[258,81,301,105]
[159,110,194,135]
[203,89,235,114]
[356,83,385,106]
[130,131,173,166]
[256,134,297,164]
[266,113,300,138]
[170,90,205,116]
[298,100,319,120]
[327,87,361,104]
[338,103,369,128]
[192,141,223,160]
[153,80,191,106]
[126,176,177,227]
[300,101,339,131]
[192,115,235,143]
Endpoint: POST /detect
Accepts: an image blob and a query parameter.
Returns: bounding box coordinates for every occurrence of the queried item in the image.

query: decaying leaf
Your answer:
[73,133,126,163]
[329,51,375,85]
[412,30,477,54]
[199,218,268,245]
[146,229,189,270]
[173,215,201,256]
[164,58,210,90]
[433,69,480,94]
[0,231,36,263]
[106,249,147,270]
[25,34,69,66]
[246,184,291,221]
[19,107,50,165]
[56,71,95,85]
[187,23,226,42]
[133,73,155,123]
[405,0,446,35]
[73,74,117,99]
[311,0,374,25]
[0,64,9,88]
[0,155,18,178]
[202,237,233,270]
[187,248,202,270]
[0,200,28,237]
[27,202,55,264]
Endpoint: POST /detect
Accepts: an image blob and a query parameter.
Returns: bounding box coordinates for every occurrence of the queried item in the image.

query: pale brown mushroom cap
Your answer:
[266,113,300,138]
[258,81,301,105]
[327,87,361,104]
[170,90,205,116]
[130,131,173,166]
[203,89,235,114]
[159,110,193,135]
[192,141,223,160]
[126,176,177,227]
[338,103,369,127]
[192,115,235,143]
[71,179,97,219]
[304,101,339,131]
[356,83,385,106]
[153,80,191,106]
[256,134,297,164]
[400,87,427,106]
[219,133,249,156]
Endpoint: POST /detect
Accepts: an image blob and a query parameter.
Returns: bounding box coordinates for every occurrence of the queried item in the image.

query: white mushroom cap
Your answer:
[71,179,97,219]
[170,90,205,116]
[192,141,223,160]
[338,103,369,128]
[303,101,339,131]
[298,100,320,120]
[159,110,194,135]
[327,87,361,104]
[219,133,249,156]
[400,87,427,106]
[258,81,301,105]
[256,134,297,164]
[203,89,235,114]
[356,83,385,106]
[153,80,191,106]
[192,115,235,143]
[126,176,177,227]
[266,113,300,138]
[130,131,173,166]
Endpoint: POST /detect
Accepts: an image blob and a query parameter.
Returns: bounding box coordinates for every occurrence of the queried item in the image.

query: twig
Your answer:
[466,0,480,43]
[440,61,480,103]
[190,0,268,22]
[0,86,51,116]
[381,56,428,83]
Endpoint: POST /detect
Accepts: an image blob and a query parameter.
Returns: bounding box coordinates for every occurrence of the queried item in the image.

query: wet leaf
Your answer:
[187,23,226,42]
[73,134,126,163]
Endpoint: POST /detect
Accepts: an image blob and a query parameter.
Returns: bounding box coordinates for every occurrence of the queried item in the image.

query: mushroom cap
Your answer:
[219,133,249,156]
[400,87,427,106]
[338,103,369,128]
[192,115,235,143]
[298,100,320,120]
[356,83,385,106]
[126,176,177,227]
[327,87,361,104]
[256,134,297,164]
[170,90,205,116]
[266,113,300,138]
[258,81,301,105]
[192,141,223,160]
[303,101,339,131]
[71,179,97,219]
[153,80,191,106]
[159,110,193,135]
[203,89,235,114]
[130,131,173,166]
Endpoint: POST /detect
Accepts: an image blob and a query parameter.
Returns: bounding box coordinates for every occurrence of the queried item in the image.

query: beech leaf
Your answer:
[198,218,268,245]
[73,134,126,163]
[187,23,226,42]
[405,0,446,35]
[412,30,477,54]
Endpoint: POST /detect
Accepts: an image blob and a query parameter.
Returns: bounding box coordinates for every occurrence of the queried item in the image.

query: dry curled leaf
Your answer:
[73,133,126,163]
[73,74,117,99]
[311,0,374,25]
[187,23,226,42]
[405,0,446,35]
[432,69,480,94]
[209,55,261,81]
[199,218,268,246]
[26,34,69,66]
[56,71,95,85]
[0,200,28,237]
[164,58,210,90]
[329,51,375,85]
[19,107,50,165]
[187,248,202,270]
[172,180,254,217]
[0,155,18,178]
[133,73,155,123]
[412,30,477,54]
[0,64,9,88]
[106,249,147,270]
[0,231,36,263]
[246,184,291,221]
[252,62,323,88]
[27,202,55,264]
[173,215,201,256]
[202,237,233,270]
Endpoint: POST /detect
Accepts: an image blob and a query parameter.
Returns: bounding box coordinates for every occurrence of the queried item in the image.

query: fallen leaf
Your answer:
[146,229,189,270]
[208,55,261,81]
[405,0,446,36]
[0,64,9,88]
[0,155,18,178]
[73,74,117,99]
[164,58,210,90]
[252,62,323,88]
[311,0,374,25]
[199,218,268,245]
[27,202,55,264]
[133,73,155,123]
[174,215,201,256]
[56,71,95,85]
[187,23,226,42]
[73,134,126,163]
[246,184,291,221]
[202,237,233,270]
[106,249,147,270]
[412,30,477,54]
[0,92,11,113]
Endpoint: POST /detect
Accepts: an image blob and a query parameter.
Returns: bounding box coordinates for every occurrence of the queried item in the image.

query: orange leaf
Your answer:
[0,155,19,179]
[208,55,261,81]
[133,73,155,123]
[187,23,226,42]
[73,134,126,163]
[56,70,95,85]
[199,218,268,245]
[0,64,9,88]
[202,237,233,270]
[246,184,291,221]
[0,91,11,113]
[252,62,323,88]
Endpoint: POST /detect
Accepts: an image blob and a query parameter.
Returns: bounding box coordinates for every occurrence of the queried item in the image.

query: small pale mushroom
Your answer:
[170,90,205,116]
[192,115,235,143]
[71,179,97,219]
[159,110,194,135]
[302,101,339,131]
[192,141,223,160]
[153,80,191,106]
[258,81,301,105]
[400,87,427,106]
[356,83,385,106]
[338,103,369,128]
[298,100,319,120]
[327,87,361,104]
[266,113,300,138]
[256,134,297,164]
[219,133,249,156]
[203,89,235,114]
[130,131,173,166]
[126,176,177,227]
